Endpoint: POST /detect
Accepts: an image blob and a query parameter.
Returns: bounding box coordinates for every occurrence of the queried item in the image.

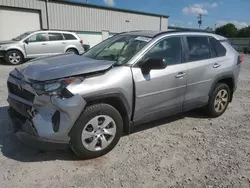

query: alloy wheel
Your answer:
[81,115,117,151]
[214,89,228,113]
[8,52,21,64]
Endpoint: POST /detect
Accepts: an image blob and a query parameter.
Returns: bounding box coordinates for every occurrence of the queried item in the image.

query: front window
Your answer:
[28,33,47,42]
[84,35,151,65]
[12,32,33,41]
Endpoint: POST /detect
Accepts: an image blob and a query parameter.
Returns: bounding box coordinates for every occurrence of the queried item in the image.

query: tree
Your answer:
[237,26,250,37]
[215,23,238,38]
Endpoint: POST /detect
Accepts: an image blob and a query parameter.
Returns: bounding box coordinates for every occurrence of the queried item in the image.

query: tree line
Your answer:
[215,23,250,38]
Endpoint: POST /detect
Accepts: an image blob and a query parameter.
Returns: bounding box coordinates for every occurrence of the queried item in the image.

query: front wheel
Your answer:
[205,83,231,118]
[70,103,123,159]
[5,50,24,65]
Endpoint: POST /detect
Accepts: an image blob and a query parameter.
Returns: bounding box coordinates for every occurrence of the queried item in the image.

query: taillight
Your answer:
[240,56,243,63]
[237,55,243,65]
[80,40,83,45]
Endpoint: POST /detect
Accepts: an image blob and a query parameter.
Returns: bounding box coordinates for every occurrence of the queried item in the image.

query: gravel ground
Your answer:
[0,55,250,188]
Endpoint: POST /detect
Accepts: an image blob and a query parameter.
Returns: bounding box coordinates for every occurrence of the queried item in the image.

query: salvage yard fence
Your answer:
[228,38,250,53]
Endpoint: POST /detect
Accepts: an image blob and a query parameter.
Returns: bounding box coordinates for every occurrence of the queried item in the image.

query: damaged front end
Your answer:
[7,69,86,150]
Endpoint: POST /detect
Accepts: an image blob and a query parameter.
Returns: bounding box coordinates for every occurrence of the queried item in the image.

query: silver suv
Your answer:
[0,30,85,65]
[7,30,242,159]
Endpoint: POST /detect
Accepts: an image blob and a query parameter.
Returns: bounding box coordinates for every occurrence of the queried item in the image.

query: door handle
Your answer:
[62,42,66,44]
[213,63,221,68]
[41,43,47,45]
[175,72,186,78]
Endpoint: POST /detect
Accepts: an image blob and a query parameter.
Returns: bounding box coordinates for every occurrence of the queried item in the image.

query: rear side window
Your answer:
[209,37,226,57]
[186,36,210,62]
[48,33,63,41]
[63,33,77,40]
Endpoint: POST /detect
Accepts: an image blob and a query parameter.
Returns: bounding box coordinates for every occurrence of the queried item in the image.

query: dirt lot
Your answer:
[0,55,250,188]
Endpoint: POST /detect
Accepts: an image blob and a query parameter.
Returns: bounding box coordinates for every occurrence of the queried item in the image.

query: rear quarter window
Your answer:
[63,33,77,40]
[209,37,226,57]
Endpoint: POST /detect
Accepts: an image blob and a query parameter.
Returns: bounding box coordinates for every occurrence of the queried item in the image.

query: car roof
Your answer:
[35,30,76,34]
[122,30,227,40]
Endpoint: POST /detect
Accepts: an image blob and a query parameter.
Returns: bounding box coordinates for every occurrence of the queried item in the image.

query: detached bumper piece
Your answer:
[8,105,68,150]
[8,108,68,150]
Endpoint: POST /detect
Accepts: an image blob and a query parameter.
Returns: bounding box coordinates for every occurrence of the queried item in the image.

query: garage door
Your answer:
[0,8,41,40]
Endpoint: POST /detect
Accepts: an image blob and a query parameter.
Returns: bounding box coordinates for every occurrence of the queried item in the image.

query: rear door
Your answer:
[132,36,188,124]
[46,32,65,54]
[183,35,220,111]
[25,32,48,57]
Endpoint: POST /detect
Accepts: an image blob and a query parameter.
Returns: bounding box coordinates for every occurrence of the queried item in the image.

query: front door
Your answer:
[132,36,187,125]
[24,32,49,58]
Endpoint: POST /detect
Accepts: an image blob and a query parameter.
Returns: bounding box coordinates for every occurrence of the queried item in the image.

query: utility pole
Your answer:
[197,14,203,29]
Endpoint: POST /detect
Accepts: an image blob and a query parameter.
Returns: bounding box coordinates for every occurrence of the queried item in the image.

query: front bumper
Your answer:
[8,107,68,150]
[7,73,86,150]
[0,50,5,57]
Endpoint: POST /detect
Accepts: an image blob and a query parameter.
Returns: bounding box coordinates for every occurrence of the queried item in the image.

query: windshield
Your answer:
[84,35,151,65]
[12,32,32,41]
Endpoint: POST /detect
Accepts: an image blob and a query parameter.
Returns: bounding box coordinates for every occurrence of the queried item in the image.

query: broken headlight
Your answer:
[32,77,75,95]
[44,82,62,92]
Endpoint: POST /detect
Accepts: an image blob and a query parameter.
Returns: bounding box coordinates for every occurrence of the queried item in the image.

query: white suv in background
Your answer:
[0,30,85,65]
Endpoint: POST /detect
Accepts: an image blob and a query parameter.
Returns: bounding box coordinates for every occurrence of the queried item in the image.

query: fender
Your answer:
[84,90,131,117]
[5,46,26,58]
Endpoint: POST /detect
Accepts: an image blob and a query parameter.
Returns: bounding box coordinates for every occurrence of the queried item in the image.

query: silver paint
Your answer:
[7,31,240,145]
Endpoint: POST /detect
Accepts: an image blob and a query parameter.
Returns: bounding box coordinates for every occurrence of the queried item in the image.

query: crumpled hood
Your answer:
[14,53,115,81]
[0,40,17,45]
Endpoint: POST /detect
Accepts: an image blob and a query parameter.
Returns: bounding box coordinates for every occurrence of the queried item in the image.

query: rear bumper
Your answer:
[8,107,68,150]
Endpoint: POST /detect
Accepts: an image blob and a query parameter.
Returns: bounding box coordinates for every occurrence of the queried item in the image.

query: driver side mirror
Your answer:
[24,40,29,44]
[140,57,167,72]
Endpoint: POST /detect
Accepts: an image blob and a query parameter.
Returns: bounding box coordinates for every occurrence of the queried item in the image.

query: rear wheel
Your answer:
[5,50,24,65]
[66,48,78,55]
[70,103,123,159]
[206,83,230,117]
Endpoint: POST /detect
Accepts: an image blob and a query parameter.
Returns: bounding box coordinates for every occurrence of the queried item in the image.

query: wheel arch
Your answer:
[83,93,132,134]
[65,46,79,54]
[209,75,235,102]
[5,48,25,58]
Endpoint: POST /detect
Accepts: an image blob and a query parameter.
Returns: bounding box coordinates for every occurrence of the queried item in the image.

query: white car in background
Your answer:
[0,30,85,65]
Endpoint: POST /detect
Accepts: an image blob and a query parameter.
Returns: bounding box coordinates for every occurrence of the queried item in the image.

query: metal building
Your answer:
[0,0,169,47]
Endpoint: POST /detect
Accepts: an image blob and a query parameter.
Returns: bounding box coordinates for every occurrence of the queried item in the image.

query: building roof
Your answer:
[51,0,169,18]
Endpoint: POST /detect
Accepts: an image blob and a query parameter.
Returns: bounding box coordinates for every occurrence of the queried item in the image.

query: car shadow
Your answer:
[130,108,209,134]
[0,105,209,162]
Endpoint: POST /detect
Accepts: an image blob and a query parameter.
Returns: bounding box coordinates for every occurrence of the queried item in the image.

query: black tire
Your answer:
[206,83,231,118]
[244,48,248,54]
[70,103,123,159]
[4,50,24,65]
[66,48,78,55]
